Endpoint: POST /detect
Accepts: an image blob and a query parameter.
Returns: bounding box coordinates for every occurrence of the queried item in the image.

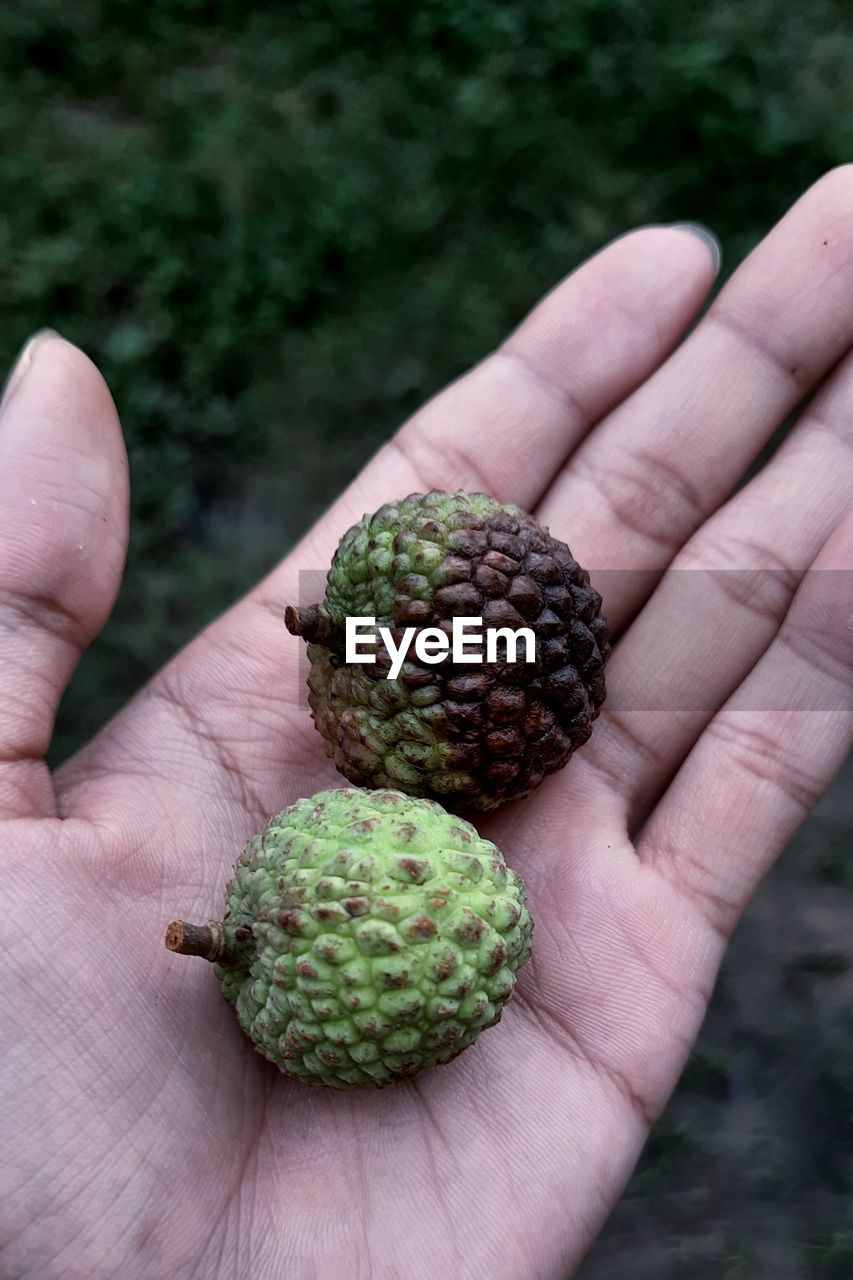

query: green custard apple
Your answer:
[286,490,609,811]
[165,787,532,1088]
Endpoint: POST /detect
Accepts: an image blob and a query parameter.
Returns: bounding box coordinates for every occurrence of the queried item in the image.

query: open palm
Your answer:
[2,171,851,1280]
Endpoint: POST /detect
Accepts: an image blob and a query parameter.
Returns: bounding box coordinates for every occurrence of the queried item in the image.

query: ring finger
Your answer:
[573,340,853,832]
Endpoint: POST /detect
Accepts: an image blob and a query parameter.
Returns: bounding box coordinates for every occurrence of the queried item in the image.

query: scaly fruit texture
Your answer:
[286,490,609,811]
[165,788,532,1088]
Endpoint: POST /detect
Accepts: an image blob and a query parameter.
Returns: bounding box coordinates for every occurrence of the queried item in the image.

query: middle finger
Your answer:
[537,165,853,635]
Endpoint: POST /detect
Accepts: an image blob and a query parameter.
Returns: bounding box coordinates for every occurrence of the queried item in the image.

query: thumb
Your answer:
[0,332,129,817]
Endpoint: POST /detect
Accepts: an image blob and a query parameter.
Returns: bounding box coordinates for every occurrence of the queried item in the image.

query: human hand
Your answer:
[2,170,851,1280]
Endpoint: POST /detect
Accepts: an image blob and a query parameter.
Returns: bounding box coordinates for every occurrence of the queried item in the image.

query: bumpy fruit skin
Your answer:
[294,490,609,811]
[215,788,532,1088]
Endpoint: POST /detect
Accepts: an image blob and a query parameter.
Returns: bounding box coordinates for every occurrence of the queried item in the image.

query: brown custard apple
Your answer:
[165,788,532,1088]
[286,490,609,811]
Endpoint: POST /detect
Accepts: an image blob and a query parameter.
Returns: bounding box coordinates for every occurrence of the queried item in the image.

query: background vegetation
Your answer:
[1,2,850,1274]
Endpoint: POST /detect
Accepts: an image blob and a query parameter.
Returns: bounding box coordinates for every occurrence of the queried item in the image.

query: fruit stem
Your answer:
[284,603,333,644]
[165,920,227,963]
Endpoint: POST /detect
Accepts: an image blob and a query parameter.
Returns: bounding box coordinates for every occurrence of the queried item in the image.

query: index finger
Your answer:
[290,224,718,573]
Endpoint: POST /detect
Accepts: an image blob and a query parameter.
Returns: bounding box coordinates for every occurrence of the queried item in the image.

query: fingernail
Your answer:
[0,329,61,413]
[669,222,722,273]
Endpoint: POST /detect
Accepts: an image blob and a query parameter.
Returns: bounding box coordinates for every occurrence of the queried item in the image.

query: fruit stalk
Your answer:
[284,603,333,644]
[165,919,226,963]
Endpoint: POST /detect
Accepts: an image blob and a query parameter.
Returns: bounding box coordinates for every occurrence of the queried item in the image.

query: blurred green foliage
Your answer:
[809,1233,853,1272]
[0,0,851,756]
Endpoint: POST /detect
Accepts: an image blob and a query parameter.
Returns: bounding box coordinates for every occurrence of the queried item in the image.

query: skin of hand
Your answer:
[1,170,851,1280]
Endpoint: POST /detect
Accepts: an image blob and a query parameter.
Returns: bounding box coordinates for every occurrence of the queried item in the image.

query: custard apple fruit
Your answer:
[165,787,532,1088]
[286,490,609,811]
